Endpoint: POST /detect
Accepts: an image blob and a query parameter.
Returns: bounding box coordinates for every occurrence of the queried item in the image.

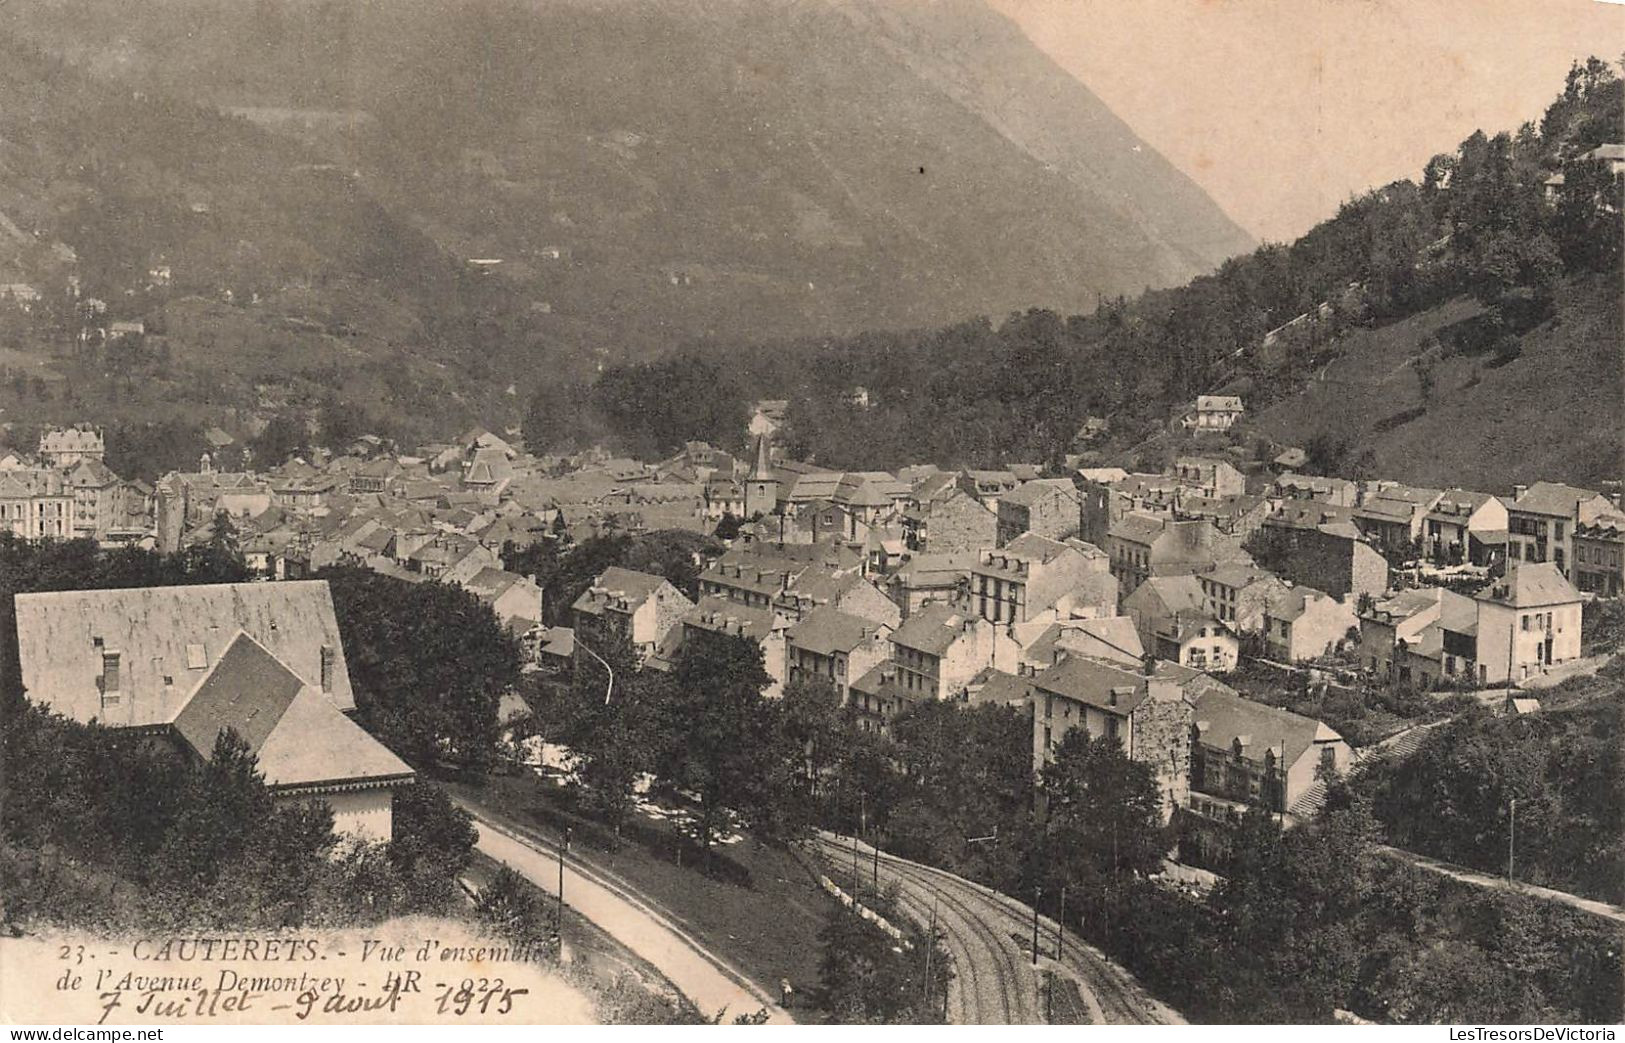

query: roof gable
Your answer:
[171,631,305,759]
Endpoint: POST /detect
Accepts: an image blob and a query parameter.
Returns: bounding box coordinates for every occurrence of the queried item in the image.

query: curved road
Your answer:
[464,808,792,1024]
[814,832,1182,1026]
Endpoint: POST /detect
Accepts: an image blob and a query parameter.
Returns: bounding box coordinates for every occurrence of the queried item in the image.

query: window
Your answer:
[101,652,120,692]
[186,643,207,669]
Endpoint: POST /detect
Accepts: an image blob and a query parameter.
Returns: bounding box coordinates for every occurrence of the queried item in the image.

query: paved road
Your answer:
[814,832,1182,1025]
[1377,845,1625,925]
[463,808,792,1024]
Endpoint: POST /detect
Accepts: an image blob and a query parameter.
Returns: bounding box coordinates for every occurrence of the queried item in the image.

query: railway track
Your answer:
[813,834,1035,1023]
[813,832,1183,1025]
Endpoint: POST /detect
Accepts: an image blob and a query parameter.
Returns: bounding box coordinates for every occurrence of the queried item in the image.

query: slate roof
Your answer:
[15,581,355,729]
[890,603,973,656]
[965,668,1033,708]
[1109,513,1166,544]
[572,566,672,615]
[172,630,306,758]
[1003,478,1080,509]
[1031,656,1154,717]
[1192,688,1340,768]
[684,596,783,642]
[1510,481,1605,517]
[1129,574,1208,616]
[1475,562,1581,608]
[1425,488,1498,522]
[787,605,883,656]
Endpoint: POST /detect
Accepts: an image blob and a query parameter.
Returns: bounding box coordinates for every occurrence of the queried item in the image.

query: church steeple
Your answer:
[749,434,773,480]
[745,435,776,518]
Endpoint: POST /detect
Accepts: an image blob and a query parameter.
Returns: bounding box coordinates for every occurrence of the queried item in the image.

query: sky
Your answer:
[988,0,1624,243]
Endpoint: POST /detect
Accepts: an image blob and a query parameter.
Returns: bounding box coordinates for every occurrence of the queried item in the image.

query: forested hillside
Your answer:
[534,58,1622,488]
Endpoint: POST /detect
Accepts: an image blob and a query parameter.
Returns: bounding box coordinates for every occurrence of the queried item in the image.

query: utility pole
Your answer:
[1031,885,1042,967]
[852,830,860,892]
[920,892,938,1012]
[1507,797,1517,884]
[1056,885,1066,961]
[557,826,571,933]
[872,832,880,892]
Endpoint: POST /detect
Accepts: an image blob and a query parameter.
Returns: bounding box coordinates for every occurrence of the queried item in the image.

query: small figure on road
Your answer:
[780,977,794,1009]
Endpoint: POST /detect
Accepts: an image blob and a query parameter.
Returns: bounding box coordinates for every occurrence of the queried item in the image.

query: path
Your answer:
[463,808,792,1024]
[1376,845,1625,925]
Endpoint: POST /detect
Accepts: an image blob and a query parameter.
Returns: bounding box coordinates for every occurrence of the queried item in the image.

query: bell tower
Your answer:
[744,435,776,518]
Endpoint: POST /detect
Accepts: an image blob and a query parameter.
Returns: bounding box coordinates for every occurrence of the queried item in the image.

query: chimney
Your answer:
[1512,484,1528,502]
[1146,676,1184,703]
[319,644,335,693]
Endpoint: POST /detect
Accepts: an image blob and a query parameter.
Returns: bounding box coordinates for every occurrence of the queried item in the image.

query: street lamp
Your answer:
[577,640,616,705]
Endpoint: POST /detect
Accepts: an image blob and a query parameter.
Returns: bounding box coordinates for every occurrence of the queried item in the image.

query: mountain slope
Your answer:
[0,0,1253,365]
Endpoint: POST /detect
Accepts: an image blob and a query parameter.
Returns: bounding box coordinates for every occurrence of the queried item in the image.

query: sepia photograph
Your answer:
[0,0,1620,1032]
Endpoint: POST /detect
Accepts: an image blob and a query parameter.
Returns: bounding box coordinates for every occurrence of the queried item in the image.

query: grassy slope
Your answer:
[448,774,832,1022]
[1251,272,1622,491]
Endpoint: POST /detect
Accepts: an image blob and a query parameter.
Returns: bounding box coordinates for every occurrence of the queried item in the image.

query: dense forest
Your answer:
[526,58,1623,471]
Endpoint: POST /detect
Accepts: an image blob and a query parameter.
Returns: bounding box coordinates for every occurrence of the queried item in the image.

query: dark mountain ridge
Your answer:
[1,0,1254,369]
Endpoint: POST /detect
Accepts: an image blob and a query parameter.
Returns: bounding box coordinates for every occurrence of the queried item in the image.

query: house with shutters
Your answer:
[902,475,998,554]
[1106,514,1248,598]
[996,478,1080,546]
[1504,481,1618,581]
[1197,565,1291,634]
[1472,563,1583,686]
[13,580,413,840]
[970,533,1117,625]
[572,566,694,662]
[1168,457,1246,499]
[785,605,892,703]
[37,425,105,468]
[1359,583,1503,687]
[1422,488,1508,565]
[886,603,1019,702]
[1188,688,1350,818]
[1261,586,1357,662]
[1574,517,1625,597]
[1187,395,1244,432]
[885,551,977,619]
[1351,483,1444,551]
[1030,656,1226,818]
